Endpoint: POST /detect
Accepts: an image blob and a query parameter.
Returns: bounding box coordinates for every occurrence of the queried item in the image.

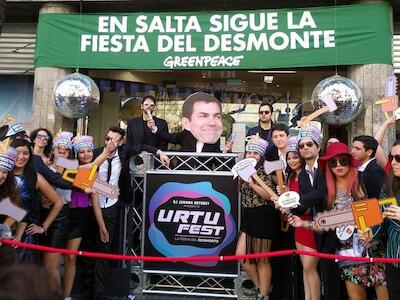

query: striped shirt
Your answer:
[374,192,400,268]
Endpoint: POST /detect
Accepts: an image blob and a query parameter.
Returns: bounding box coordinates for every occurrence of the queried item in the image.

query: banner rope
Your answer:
[1,238,400,264]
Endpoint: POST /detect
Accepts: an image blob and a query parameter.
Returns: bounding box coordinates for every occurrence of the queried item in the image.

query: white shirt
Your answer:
[358,158,375,172]
[305,159,319,186]
[278,149,287,169]
[196,141,204,153]
[98,150,121,208]
[50,165,71,204]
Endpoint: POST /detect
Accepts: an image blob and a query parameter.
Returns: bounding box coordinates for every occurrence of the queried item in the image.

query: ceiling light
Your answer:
[248,70,297,74]
[264,75,274,83]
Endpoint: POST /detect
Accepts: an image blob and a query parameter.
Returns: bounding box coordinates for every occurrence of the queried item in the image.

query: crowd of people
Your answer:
[0,116,170,299]
[0,93,399,300]
[237,102,400,300]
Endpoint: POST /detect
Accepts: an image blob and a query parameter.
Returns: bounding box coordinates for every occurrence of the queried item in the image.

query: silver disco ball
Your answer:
[53,73,100,119]
[311,75,363,125]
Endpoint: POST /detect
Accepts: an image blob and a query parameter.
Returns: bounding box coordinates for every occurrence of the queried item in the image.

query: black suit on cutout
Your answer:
[156,129,220,152]
[126,116,169,150]
[359,159,385,199]
[155,129,222,170]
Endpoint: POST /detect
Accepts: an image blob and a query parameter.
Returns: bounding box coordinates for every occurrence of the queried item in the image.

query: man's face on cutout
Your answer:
[182,101,223,144]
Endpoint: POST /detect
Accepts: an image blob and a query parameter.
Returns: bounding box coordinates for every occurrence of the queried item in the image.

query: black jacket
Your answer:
[246,125,274,154]
[93,144,158,204]
[297,168,328,213]
[295,167,339,253]
[126,116,169,150]
[156,129,220,152]
[155,129,223,170]
[359,159,385,199]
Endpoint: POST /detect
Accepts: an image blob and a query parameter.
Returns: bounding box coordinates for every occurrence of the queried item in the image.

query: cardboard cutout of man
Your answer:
[156,92,229,153]
[181,92,223,145]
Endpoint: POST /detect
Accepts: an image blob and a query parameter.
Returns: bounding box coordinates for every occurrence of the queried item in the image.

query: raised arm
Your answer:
[80,140,119,169]
[33,155,72,189]
[374,116,396,168]
[247,177,273,201]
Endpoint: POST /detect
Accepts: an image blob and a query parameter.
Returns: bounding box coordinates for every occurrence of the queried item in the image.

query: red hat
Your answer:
[319,142,360,168]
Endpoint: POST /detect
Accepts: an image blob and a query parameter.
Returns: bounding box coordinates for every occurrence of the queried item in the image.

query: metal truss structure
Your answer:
[127,151,244,298]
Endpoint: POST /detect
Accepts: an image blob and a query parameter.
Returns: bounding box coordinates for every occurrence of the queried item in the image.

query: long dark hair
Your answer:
[285,151,305,183]
[10,139,37,194]
[0,172,20,206]
[30,128,53,158]
[383,139,400,197]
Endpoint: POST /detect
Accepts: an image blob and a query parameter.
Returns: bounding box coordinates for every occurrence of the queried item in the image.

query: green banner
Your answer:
[35,3,392,70]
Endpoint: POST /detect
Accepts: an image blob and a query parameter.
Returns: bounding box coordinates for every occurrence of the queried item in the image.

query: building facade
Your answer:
[1,0,399,150]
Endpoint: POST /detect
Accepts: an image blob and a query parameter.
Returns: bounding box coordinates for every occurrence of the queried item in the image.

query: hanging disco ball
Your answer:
[53,72,100,119]
[311,75,363,125]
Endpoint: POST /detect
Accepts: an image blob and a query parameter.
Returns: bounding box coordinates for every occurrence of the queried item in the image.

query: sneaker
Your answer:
[241,279,257,296]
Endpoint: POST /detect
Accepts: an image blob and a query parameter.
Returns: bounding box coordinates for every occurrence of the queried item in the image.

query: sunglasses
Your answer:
[298,141,314,149]
[389,154,400,163]
[105,136,122,142]
[55,145,69,151]
[259,110,271,115]
[36,134,49,141]
[329,156,350,168]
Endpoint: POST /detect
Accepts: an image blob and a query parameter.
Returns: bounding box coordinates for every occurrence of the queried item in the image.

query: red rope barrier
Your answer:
[1,238,400,264]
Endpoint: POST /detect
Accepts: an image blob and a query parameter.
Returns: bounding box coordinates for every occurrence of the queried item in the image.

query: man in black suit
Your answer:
[92,126,169,299]
[247,102,274,154]
[126,95,169,150]
[295,127,327,213]
[351,135,385,199]
[284,127,343,300]
[289,126,344,300]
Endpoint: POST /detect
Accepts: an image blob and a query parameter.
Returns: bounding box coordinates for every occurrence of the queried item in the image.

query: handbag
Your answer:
[336,233,367,268]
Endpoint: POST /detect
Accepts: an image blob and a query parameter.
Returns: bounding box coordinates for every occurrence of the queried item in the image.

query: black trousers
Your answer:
[387,264,400,300]
[72,209,97,299]
[94,204,119,297]
[320,259,343,300]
